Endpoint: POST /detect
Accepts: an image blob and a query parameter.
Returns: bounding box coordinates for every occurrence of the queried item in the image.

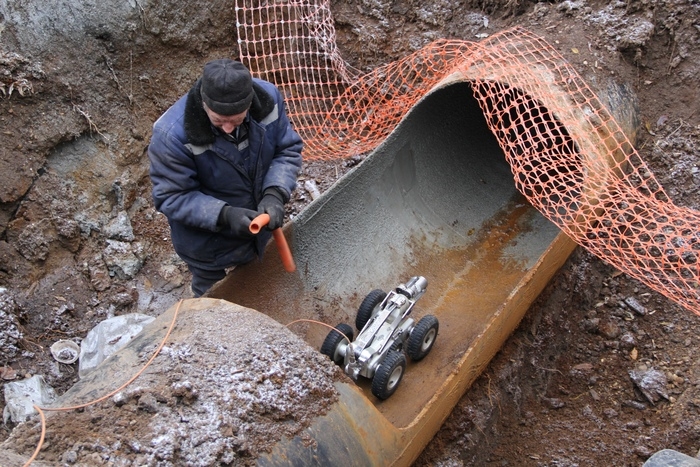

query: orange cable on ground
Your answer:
[233,0,699,315]
[22,406,45,467]
[286,319,352,344]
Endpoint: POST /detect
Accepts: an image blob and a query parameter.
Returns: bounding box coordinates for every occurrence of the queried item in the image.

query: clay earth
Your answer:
[1,0,699,465]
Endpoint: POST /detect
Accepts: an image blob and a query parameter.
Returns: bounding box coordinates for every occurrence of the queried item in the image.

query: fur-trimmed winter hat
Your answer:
[200,59,254,115]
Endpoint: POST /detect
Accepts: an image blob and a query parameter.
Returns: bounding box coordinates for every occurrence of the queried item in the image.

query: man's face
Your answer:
[203,103,248,135]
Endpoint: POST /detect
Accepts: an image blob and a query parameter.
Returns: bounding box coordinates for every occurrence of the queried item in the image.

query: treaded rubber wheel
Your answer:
[320,323,354,366]
[356,289,386,331]
[371,350,406,400]
[389,340,403,353]
[406,314,439,361]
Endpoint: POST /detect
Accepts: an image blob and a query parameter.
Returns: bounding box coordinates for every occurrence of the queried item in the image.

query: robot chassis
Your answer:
[320,276,439,400]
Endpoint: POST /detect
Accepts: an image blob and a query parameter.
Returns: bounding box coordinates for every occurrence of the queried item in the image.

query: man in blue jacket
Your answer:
[148,59,303,297]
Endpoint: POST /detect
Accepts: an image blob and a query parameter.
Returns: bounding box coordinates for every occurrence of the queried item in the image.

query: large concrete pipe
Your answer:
[204,68,640,464]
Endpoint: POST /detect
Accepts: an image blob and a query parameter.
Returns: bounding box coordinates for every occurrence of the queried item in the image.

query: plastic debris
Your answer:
[3,375,57,424]
[50,339,80,364]
[79,313,155,377]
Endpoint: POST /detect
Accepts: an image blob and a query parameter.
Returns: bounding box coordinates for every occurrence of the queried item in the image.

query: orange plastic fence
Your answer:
[234,0,700,315]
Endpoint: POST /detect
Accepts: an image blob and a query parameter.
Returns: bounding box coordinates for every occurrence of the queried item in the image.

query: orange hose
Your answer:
[249,213,270,234]
[272,229,296,272]
[250,214,296,272]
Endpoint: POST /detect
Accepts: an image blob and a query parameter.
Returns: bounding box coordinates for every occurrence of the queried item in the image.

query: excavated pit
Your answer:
[0,0,653,464]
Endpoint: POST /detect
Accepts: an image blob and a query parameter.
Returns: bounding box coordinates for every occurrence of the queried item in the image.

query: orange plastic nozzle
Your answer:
[249,213,296,272]
[250,213,270,235]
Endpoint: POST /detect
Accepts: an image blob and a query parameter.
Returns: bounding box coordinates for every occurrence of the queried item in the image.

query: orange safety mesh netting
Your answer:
[234,0,700,315]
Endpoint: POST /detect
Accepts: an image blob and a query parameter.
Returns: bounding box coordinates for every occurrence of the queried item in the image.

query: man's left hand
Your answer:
[258,188,285,230]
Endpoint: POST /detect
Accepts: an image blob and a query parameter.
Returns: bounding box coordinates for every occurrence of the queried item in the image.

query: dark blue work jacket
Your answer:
[148,78,303,270]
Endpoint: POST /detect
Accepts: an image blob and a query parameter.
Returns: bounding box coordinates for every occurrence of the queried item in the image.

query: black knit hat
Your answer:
[200,59,254,115]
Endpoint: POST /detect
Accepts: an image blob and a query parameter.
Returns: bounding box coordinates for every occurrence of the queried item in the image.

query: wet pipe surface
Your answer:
[356,195,556,427]
[210,193,561,429]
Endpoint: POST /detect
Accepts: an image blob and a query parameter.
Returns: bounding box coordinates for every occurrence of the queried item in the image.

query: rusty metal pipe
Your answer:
[207,72,639,465]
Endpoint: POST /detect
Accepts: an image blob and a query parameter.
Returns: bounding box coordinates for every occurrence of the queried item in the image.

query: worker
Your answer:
[147,59,303,297]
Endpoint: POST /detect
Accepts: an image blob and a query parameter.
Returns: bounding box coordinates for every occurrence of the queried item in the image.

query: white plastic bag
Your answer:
[79,313,155,377]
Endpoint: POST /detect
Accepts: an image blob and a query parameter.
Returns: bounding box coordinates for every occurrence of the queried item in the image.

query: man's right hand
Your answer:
[219,206,258,238]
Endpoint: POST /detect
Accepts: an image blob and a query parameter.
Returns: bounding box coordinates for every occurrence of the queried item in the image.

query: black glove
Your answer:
[257,188,286,230]
[219,206,258,237]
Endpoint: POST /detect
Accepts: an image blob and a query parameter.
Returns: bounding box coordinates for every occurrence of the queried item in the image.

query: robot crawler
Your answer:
[321,276,439,400]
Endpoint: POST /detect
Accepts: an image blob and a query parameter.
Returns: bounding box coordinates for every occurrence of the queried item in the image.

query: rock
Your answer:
[16,219,51,262]
[55,218,82,252]
[0,289,23,359]
[635,444,653,458]
[625,296,647,316]
[104,211,135,241]
[599,320,621,339]
[582,318,600,333]
[629,367,669,405]
[620,332,636,350]
[643,449,700,467]
[543,397,565,409]
[623,400,647,410]
[304,179,322,200]
[102,240,146,279]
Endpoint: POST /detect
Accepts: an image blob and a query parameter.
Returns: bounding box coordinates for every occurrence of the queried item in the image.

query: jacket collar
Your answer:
[184,78,275,145]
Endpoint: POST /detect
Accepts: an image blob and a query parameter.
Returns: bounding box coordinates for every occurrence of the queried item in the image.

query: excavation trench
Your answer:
[2,73,637,465]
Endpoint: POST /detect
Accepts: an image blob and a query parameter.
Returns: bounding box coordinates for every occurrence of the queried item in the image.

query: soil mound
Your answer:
[1,299,345,466]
